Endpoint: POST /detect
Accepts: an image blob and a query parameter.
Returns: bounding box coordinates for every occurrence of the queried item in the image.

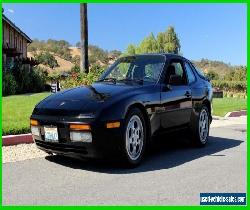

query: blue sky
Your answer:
[3,3,246,65]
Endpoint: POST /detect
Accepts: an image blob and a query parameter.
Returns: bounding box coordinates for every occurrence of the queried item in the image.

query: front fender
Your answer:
[97,95,145,122]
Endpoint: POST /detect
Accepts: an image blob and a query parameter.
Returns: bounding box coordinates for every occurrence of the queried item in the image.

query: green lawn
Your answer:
[2,92,50,135]
[212,97,247,117]
[2,93,247,135]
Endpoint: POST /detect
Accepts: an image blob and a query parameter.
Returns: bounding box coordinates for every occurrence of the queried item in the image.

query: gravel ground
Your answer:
[2,143,47,163]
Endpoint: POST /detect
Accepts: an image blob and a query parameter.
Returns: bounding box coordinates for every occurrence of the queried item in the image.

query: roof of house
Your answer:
[3,14,32,43]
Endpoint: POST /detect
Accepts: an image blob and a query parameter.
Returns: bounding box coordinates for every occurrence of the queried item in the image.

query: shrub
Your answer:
[205,70,219,80]
[212,80,246,92]
[35,51,59,69]
[2,72,17,96]
[60,65,106,89]
[3,60,47,96]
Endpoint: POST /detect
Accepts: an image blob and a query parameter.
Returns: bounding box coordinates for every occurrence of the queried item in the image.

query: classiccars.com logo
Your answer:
[200,193,246,205]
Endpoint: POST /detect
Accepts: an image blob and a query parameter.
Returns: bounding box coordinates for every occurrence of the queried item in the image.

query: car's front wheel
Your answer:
[122,108,146,166]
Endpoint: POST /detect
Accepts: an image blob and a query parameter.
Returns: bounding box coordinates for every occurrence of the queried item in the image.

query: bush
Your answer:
[60,65,106,89]
[29,67,48,92]
[3,60,47,96]
[205,70,219,80]
[2,73,17,96]
[35,51,59,69]
[212,80,246,92]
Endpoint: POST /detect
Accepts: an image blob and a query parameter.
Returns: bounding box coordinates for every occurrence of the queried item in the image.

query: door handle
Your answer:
[184,91,191,97]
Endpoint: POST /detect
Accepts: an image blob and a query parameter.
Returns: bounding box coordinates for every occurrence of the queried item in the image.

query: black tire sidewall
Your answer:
[122,108,146,166]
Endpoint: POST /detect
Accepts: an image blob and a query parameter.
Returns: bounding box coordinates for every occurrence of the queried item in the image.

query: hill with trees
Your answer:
[27,31,246,95]
[28,39,121,73]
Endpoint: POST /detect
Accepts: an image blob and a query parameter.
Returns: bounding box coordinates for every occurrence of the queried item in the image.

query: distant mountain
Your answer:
[27,39,244,77]
[28,39,121,72]
[191,59,243,77]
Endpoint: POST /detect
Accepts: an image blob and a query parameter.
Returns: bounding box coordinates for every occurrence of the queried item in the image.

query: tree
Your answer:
[126,26,181,55]
[137,33,158,53]
[126,44,137,55]
[109,50,122,58]
[161,26,180,54]
[205,70,219,80]
[35,52,59,69]
[80,3,89,73]
[71,55,81,66]
[88,45,108,64]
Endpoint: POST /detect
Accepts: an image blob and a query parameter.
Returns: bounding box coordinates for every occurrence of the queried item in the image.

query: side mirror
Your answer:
[169,75,183,86]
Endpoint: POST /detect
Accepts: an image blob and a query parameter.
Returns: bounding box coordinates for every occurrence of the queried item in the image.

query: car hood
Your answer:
[33,82,138,116]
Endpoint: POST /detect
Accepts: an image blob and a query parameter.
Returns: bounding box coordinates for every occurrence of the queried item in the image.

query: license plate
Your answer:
[44,126,58,142]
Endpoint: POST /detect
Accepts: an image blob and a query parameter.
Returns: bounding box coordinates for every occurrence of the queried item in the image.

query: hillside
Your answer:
[192,59,238,76]
[28,51,74,73]
[27,39,244,77]
[27,39,121,73]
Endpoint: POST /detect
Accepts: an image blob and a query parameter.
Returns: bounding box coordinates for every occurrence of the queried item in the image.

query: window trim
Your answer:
[184,60,197,85]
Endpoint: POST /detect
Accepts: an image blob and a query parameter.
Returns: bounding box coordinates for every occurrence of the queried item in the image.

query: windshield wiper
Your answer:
[118,78,143,85]
[97,77,117,84]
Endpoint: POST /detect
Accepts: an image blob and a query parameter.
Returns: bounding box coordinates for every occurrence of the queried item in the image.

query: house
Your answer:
[2,13,33,71]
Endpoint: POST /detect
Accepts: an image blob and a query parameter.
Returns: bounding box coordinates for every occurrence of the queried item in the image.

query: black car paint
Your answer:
[31,54,212,158]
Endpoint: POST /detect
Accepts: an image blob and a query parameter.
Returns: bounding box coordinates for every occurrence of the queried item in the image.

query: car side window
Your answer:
[144,63,163,82]
[184,62,196,84]
[165,60,187,85]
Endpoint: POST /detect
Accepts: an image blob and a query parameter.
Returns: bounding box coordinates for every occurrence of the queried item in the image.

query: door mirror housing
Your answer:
[169,75,183,86]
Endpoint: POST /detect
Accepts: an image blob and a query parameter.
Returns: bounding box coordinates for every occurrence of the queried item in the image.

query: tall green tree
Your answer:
[137,33,159,54]
[126,26,181,55]
[159,26,180,54]
[126,44,137,55]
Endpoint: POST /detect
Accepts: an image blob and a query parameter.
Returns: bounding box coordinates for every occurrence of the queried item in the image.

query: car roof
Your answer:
[124,53,187,61]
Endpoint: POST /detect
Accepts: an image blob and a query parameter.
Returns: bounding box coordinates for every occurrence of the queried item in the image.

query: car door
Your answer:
[160,58,192,129]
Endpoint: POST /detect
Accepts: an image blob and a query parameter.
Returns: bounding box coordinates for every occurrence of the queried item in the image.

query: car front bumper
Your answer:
[31,114,124,159]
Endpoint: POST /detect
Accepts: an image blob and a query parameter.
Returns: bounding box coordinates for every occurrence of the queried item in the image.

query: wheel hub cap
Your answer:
[126,115,144,160]
[199,109,209,143]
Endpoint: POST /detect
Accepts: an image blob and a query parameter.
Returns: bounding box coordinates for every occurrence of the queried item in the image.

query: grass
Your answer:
[212,97,247,117]
[2,92,50,135]
[2,93,247,135]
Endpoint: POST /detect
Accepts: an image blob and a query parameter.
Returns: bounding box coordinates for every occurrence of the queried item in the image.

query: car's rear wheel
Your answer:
[122,108,146,166]
[190,105,210,146]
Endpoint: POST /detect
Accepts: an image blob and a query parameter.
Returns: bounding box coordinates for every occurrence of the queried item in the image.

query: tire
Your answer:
[190,105,210,147]
[121,108,147,167]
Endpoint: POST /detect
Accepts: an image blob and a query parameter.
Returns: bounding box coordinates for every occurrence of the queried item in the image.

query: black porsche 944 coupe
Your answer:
[30,54,213,166]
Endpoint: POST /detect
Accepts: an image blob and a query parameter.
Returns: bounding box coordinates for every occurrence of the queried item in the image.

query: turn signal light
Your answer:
[30,119,39,126]
[106,121,121,129]
[70,124,91,131]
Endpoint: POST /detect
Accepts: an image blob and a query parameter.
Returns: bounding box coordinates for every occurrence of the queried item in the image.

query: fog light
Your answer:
[31,126,40,136]
[70,131,92,142]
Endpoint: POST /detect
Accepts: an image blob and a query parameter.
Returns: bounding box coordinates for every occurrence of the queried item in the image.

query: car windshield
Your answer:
[98,55,165,84]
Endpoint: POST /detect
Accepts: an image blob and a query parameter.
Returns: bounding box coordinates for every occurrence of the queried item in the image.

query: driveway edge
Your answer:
[2,134,33,146]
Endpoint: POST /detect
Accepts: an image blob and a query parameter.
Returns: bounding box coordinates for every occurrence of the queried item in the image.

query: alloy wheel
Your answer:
[125,115,144,160]
[199,109,209,143]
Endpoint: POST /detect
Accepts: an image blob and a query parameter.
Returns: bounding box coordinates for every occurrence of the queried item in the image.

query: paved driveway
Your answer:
[2,117,246,205]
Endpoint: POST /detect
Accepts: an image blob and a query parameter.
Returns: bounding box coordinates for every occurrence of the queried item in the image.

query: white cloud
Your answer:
[7,9,14,13]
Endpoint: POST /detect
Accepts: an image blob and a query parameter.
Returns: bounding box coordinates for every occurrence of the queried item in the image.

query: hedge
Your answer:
[212,80,246,92]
